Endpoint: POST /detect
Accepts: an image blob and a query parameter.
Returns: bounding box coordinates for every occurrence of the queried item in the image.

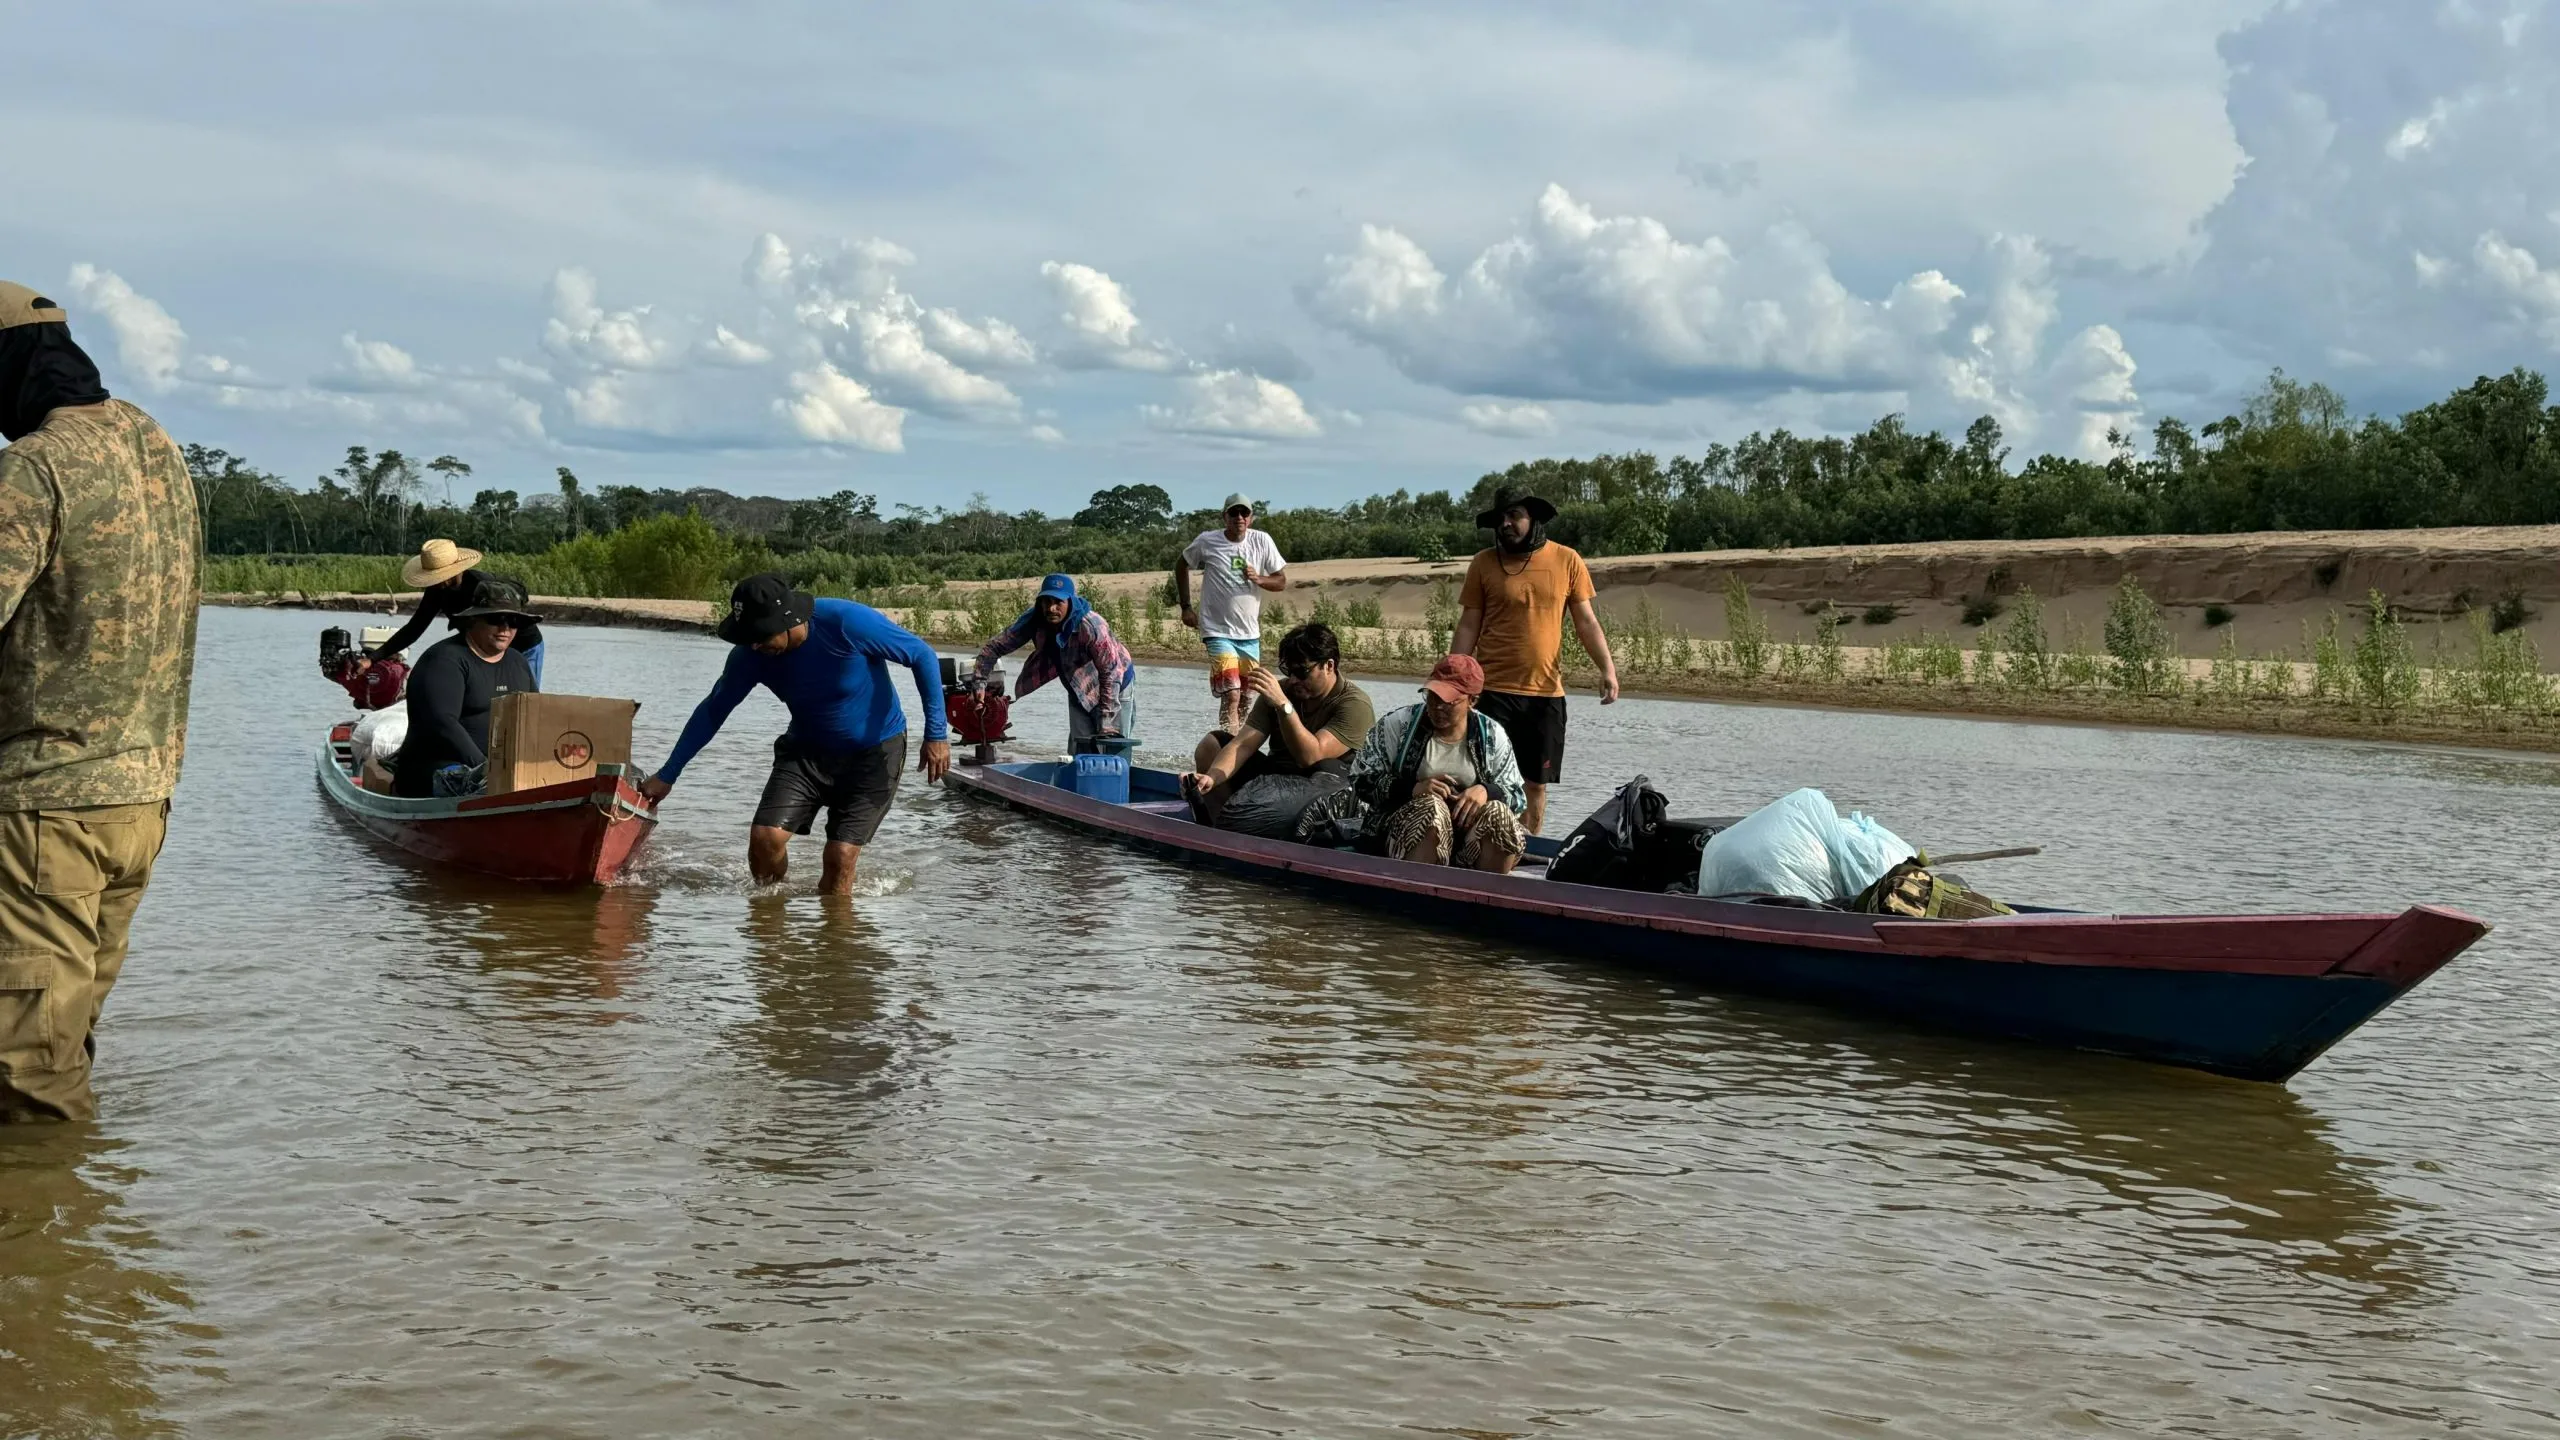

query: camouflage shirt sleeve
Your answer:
[0,449,61,631]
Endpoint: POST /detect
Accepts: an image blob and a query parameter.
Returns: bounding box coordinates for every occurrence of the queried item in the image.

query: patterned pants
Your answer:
[1385,795,1526,869]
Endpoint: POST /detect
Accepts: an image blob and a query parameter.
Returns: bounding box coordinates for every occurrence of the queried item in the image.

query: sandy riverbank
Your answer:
[949,524,2560,662]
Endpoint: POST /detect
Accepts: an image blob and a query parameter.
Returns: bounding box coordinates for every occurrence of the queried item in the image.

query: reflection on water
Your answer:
[398,866,661,1023]
[1192,881,2440,1320]
[0,1132,206,1438]
[23,607,2556,1438]
[732,894,903,1099]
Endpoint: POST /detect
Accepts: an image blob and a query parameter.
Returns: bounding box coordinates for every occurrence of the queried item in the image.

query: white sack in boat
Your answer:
[352,707,408,765]
[1695,787,1914,903]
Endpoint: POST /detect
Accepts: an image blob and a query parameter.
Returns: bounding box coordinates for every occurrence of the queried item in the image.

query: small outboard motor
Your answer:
[939,655,1012,763]
[320,624,409,710]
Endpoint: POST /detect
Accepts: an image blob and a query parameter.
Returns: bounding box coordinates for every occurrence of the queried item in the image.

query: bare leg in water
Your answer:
[750,826,864,894]
[817,842,862,895]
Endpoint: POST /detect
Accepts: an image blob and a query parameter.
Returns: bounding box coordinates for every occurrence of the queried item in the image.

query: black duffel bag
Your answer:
[1548,776,1724,892]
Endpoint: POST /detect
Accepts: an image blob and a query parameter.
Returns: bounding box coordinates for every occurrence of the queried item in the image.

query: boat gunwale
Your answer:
[317,737,656,823]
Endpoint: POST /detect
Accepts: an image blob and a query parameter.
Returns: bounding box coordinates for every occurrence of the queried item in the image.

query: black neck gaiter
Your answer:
[0,322,111,441]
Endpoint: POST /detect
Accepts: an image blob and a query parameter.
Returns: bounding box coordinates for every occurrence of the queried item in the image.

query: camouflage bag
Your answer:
[1854,860,2015,920]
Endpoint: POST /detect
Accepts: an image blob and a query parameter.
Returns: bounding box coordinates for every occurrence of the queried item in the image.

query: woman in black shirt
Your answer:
[365,538,546,684]
[393,578,542,797]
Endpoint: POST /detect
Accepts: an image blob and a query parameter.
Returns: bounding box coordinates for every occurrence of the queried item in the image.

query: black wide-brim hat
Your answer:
[1475,487,1558,529]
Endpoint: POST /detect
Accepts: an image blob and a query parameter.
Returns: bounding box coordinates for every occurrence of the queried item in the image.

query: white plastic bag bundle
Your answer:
[1695,787,1914,902]
[1827,808,1913,898]
[352,707,408,766]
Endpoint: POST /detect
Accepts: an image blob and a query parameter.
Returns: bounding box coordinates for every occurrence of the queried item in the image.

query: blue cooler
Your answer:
[1071,752,1131,805]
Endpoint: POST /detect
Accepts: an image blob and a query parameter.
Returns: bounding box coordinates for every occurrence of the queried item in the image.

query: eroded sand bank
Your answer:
[967,525,2560,660]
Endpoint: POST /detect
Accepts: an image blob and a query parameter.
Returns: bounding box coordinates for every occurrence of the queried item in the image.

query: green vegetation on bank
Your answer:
[197,365,2560,600]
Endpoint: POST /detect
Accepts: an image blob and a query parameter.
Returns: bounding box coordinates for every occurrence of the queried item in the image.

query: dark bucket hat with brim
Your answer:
[447,575,542,625]
[1474,486,1558,529]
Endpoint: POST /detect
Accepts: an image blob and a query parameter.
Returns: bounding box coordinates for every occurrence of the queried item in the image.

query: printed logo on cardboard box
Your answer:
[553,731,595,769]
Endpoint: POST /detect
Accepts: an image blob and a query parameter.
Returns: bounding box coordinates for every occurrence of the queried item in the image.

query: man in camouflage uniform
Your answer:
[0,280,200,1122]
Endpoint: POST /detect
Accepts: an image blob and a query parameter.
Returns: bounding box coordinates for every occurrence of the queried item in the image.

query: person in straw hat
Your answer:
[364,537,547,686]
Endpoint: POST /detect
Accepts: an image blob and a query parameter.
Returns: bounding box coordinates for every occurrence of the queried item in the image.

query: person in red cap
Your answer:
[1320,653,1530,872]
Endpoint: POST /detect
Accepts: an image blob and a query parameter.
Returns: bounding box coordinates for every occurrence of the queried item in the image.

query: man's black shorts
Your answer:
[1476,691,1567,784]
[752,733,907,845]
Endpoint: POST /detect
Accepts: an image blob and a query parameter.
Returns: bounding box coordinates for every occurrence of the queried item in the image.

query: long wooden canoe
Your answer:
[315,723,656,886]
[946,760,2487,1082]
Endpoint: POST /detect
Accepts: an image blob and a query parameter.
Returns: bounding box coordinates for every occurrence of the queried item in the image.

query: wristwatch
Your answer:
[1279,701,1295,716]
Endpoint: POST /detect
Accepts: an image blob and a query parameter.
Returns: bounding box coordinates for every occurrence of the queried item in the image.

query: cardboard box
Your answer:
[485,692,638,795]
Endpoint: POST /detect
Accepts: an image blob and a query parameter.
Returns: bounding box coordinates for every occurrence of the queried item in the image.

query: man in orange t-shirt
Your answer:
[1453,487,1619,835]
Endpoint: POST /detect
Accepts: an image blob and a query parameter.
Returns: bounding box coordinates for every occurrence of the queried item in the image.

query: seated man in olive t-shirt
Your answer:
[1186,622,1375,829]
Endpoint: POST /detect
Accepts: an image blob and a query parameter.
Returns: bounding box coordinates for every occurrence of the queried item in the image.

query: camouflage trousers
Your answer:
[0,802,168,1123]
[1385,794,1526,870]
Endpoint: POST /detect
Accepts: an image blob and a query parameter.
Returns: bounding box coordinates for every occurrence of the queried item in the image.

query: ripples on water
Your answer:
[3,606,2557,1438]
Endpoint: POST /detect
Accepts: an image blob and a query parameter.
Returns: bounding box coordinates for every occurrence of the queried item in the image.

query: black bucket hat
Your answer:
[447,575,542,625]
[1474,486,1558,529]
[718,572,816,646]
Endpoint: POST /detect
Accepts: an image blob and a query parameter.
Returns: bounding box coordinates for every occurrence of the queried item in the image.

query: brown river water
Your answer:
[5,604,2559,1438]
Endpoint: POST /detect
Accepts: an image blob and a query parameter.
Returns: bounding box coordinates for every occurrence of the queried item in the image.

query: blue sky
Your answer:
[9,0,2556,513]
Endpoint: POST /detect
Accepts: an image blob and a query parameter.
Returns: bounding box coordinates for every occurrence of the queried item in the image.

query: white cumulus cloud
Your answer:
[853,306,1020,418]
[333,333,426,391]
[1310,184,1966,403]
[1458,401,1557,437]
[64,263,205,392]
[1142,369,1320,440]
[779,362,907,451]
[1315,186,2136,456]
[2475,232,2560,346]
[60,264,545,439]
[1040,260,1178,371]
[922,307,1037,369]
[1929,236,2141,457]
[751,233,1026,418]
[2180,0,2560,386]
[544,267,675,371]
[698,325,772,366]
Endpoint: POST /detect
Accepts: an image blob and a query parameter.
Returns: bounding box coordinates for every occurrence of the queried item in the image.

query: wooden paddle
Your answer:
[1927,845,2042,865]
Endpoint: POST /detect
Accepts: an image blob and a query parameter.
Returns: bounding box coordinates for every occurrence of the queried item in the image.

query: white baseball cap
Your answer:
[1222,493,1255,513]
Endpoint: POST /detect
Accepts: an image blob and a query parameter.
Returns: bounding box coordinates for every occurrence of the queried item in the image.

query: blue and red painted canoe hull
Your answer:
[946,761,2484,1082]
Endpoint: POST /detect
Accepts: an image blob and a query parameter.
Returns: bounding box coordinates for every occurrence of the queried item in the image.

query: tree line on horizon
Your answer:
[190,366,2560,593]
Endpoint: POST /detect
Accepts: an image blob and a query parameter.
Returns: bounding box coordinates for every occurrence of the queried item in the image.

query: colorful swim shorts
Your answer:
[1203,635,1262,695]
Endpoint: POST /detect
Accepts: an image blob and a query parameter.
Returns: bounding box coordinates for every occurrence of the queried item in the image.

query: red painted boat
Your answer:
[949,760,2491,1082]
[315,723,657,886]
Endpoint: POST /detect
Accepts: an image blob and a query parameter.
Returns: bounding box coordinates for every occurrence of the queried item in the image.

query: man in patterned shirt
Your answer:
[0,281,201,1122]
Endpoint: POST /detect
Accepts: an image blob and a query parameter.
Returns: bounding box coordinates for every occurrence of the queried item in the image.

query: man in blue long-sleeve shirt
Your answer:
[641,574,951,893]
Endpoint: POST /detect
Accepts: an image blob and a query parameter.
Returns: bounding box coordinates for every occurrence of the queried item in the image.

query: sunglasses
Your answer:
[1279,660,1328,680]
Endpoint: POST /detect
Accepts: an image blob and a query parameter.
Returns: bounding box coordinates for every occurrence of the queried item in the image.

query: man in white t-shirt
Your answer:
[1174,492,1288,733]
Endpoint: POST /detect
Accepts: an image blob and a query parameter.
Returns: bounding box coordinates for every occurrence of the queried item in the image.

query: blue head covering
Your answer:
[1021,574,1092,659]
[1019,574,1135,690]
